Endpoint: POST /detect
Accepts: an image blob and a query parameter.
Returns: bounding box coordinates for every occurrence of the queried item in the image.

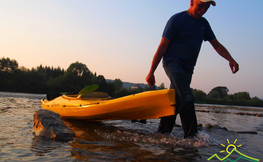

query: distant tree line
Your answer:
[1,57,263,107]
[0,57,163,98]
[193,86,263,107]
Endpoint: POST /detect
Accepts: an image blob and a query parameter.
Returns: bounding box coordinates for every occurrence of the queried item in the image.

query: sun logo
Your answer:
[207,139,260,161]
[220,139,242,154]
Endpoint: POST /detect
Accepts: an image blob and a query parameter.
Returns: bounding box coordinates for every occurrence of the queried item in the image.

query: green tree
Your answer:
[224,94,235,101]
[96,75,108,92]
[65,61,93,91]
[193,89,206,101]
[209,86,229,99]
[107,81,116,97]
[22,68,47,93]
[248,97,263,107]
[0,58,21,91]
[66,61,90,77]
[113,79,123,92]
[0,57,18,72]
[208,91,220,99]
[47,75,66,93]
[234,92,251,100]
[143,85,151,91]
[158,83,166,89]
[115,88,129,97]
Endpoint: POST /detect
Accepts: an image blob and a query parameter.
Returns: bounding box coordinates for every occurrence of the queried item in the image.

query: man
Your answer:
[146,0,239,138]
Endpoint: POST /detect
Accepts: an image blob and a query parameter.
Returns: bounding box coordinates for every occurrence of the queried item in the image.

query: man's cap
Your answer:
[200,0,216,6]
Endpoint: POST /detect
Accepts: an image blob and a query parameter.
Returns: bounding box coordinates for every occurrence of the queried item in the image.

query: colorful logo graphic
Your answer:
[207,139,260,162]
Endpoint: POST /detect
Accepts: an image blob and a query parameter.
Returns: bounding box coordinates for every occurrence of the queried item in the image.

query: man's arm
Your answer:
[209,38,239,73]
[146,37,170,86]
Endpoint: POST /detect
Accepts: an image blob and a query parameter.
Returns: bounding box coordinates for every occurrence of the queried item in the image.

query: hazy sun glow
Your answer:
[1,1,263,97]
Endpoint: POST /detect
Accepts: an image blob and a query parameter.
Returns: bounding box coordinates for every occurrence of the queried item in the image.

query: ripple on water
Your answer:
[95,128,219,148]
[1,93,262,161]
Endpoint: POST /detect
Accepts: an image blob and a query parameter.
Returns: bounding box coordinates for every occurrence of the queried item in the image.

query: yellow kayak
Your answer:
[41,89,176,121]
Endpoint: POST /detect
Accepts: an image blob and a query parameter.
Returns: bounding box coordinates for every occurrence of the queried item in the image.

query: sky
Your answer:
[1,0,262,98]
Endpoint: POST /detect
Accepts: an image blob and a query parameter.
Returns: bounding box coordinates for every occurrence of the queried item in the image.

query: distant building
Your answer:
[131,84,143,89]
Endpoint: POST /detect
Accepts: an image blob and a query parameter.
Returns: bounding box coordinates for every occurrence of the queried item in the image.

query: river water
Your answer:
[0,92,262,161]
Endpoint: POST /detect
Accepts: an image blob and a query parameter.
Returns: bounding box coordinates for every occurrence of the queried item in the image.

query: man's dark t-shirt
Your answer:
[162,11,216,74]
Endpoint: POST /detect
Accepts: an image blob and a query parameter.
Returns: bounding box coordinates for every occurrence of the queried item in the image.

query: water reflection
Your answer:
[1,92,262,161]
[31,136,63,156]
[30,118,206,161]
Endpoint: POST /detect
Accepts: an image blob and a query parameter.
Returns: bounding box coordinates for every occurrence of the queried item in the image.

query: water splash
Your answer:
[95,129,219,148]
